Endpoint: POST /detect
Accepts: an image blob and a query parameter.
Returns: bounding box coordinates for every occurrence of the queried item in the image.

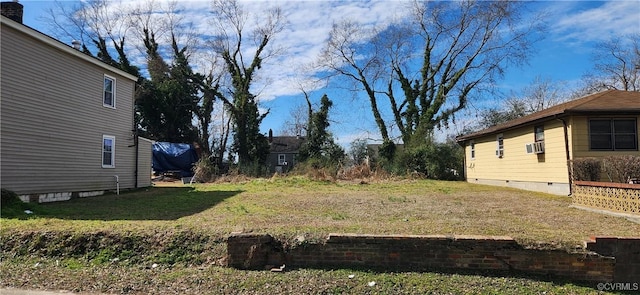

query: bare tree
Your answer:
[280,102,309,137]
[208,0,285,168]
[45,0,138,74]
[46,0,226,154]
[321,0,544,155]
[578,34,640,94]
[518,76,569,113]
[477,76,568,129]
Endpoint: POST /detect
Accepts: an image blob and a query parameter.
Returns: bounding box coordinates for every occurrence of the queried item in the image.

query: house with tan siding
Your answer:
[456,90,640,195]
[1,6,152,202]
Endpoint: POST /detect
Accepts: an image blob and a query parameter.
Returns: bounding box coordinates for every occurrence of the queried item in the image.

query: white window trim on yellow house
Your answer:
[456,90,640,196]
[496,133,504,158]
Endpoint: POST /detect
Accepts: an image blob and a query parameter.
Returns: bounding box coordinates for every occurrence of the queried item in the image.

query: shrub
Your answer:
[1,188,37,219]
[571,158,602,181]
[236,161,269,178]
[338,163,372,179]
[393,142,464,181]
[602,155,640,183]
[292,158,339,181]
[1,188,20,205]
[192,157,218,183]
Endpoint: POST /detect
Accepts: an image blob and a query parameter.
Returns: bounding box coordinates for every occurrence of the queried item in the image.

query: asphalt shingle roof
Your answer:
[269,136,305,153]
[457,90,640,142]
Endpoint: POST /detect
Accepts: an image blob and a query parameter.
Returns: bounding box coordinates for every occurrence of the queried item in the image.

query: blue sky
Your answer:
[17,0,640,146]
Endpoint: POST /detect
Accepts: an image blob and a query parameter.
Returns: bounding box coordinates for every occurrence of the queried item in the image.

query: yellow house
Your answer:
[456,90,640,195]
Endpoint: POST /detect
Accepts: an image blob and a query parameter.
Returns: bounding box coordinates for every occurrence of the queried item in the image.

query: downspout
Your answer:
[114,175,120,195]
[557,117,572,195]
[134,133,139,188]
[127,135,139,188]
[462,141,468,180]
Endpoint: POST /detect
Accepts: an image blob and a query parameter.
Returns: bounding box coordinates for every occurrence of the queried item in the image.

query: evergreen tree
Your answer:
[135,29,200,144]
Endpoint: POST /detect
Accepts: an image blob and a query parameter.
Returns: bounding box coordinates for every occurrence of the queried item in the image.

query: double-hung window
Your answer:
[278,154,287,165]
[103,75,115,108]
[470,141,475,160]
[534,125,544,142]
[102,135,115,168]
[496,134,504,157]
[589,118,637,151]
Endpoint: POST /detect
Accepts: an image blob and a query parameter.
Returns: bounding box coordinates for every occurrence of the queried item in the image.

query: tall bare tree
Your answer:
[208,0,285,169]
[280,102,309,137]
[578,34,640,94]
[47,0,224,154]
[477,76,568,129]
[321,0,544,157]
[45,0,138,76]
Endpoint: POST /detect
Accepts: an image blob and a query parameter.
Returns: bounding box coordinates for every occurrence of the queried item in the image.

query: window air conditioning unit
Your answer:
[525,142,545,154]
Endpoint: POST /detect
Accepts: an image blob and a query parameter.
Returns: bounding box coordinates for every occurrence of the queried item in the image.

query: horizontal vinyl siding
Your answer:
[569,115,640,182]
[266,153,297,172]
[571,115,640,158]
[137,138,153,188]
[0,24,137,195]
[465,120,569,184]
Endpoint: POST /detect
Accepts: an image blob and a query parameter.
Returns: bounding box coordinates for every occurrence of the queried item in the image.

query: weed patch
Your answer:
[1,177,639,294]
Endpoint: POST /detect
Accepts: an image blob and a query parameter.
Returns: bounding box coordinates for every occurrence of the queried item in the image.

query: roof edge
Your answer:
[455,89,638,142]
[1,16,138,82]
[456,113,567,142]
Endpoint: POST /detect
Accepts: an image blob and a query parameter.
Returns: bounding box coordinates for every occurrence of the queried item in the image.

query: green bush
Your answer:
[393,142,464,181]
[1,188,37,219]
[603,155,640,183]
[236,161,269,178]
[571,158,602,181]
[1,188,20,205]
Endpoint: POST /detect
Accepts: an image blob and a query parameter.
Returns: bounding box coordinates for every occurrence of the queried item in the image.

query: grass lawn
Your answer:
[3,177,638,246]
[2,177,637,294]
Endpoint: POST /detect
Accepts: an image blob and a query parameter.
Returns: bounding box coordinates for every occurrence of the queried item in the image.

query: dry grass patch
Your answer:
[3,177,638,249]
[2,178,634,294]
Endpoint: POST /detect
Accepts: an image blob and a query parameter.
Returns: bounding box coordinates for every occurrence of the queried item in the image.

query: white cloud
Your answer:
[551,1,640,43]
[245,0,411,101]
[40,1,636,141]
[84,0,412,101]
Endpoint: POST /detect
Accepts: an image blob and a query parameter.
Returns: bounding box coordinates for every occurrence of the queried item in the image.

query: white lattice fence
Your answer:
[572,181,640,215]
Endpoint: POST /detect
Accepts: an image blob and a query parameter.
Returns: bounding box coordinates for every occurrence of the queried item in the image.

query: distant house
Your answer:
[267,130,305,173]
[456,90,640,195]
[0,4,152,202]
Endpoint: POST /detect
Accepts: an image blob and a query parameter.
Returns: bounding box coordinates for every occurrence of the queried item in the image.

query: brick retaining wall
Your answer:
[587,237,640,282]
[227,233,640,283]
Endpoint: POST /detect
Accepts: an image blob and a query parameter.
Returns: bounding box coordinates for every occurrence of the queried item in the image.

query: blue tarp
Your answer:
[152,142,198,177]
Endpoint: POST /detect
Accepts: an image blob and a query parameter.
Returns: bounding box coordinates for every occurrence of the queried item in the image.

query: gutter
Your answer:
[556,116,572,196]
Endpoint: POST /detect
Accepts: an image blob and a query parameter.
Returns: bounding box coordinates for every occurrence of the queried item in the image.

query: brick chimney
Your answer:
[1,1,24,24]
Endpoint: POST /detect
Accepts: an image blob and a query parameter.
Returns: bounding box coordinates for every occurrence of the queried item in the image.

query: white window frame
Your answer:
[496,133,504,158]
[103,75,116,108]
[534,125,545,143]
[470,140,475,160]
[102,135,115,168]
[278,154,286,165]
